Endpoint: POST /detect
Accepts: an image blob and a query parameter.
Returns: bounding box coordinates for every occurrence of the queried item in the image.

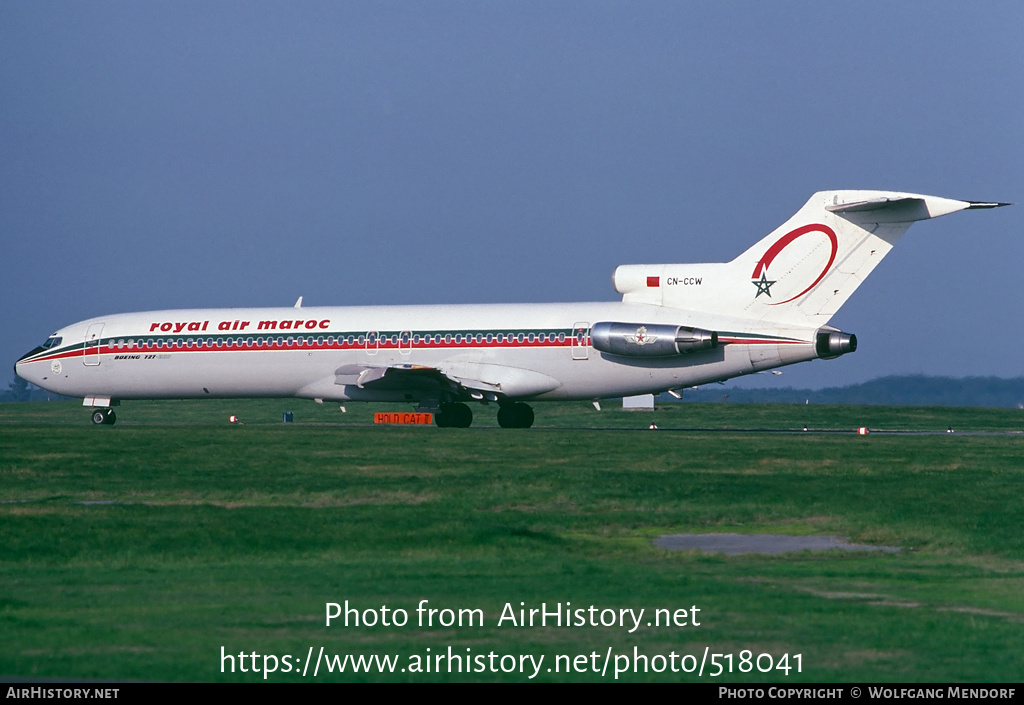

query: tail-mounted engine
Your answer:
[815,329,857,359]
[591,322,719,357]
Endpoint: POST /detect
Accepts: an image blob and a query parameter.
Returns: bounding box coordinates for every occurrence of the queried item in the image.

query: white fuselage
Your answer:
[15,301,820,404]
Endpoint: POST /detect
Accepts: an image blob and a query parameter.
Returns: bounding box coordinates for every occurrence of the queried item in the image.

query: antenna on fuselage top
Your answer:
[293,296,303,308]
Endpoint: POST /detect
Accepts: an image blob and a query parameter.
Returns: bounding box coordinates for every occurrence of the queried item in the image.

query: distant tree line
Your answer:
[1,377,73,402]
[675,375,1024,409]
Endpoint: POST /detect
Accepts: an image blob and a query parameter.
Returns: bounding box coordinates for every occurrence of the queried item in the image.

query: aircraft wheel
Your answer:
[91,409,116,425]
[497,402,534,429]
[513,403,534,428]
[436,403,473,428]
[451,402,473,428]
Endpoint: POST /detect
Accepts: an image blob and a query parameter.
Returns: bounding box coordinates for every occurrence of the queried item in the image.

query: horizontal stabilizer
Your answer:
[825,195,1009,222]
[825,196,916,213]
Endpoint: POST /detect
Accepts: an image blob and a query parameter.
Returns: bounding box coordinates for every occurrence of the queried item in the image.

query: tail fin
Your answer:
[614,190,1006,327]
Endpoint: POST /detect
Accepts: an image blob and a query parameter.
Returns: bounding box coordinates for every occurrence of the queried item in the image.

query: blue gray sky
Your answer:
[3,1,1022,390]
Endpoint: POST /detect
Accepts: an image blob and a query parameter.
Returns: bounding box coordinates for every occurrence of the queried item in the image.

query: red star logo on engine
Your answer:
[624,326,658,346]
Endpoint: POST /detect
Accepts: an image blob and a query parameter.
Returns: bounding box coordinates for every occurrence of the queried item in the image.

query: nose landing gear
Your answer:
[91,408,117,425]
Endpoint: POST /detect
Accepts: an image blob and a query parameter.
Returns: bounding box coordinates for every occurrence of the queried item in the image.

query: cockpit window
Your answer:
[42,336,63,349]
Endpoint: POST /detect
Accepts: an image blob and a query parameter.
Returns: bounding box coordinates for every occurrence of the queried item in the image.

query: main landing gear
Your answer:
[432,401,536,428]
[496,402,534,429]
[434,402,473,428]
[91,408,117,425]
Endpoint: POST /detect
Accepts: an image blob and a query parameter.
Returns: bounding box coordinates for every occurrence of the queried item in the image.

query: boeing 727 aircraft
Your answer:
[15,190,1006,427]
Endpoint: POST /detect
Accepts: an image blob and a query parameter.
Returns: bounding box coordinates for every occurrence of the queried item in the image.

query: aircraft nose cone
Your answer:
[16,346,45,366]
[17,346,46,365]
[15,346,47,384]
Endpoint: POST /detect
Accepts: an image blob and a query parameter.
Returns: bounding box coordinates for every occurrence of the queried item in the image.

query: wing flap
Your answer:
[334,361,560,399]
[439,361,560,397]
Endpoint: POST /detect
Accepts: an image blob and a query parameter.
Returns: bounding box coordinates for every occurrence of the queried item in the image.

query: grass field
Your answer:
[2,399,1023,682]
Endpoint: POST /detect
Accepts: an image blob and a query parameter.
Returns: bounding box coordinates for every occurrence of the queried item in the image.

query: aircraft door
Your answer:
[84,323,104,366]
[571,322,590,360]
[365,331,379,356]
[400,330,412,355]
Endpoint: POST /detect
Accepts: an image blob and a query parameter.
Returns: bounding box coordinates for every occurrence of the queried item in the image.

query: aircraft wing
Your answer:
[334,361,561,400]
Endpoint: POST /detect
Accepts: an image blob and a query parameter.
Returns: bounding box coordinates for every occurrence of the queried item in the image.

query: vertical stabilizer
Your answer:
[615,191,1006,328]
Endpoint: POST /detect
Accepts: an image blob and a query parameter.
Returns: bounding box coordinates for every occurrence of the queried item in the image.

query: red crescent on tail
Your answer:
[752,224,838,305]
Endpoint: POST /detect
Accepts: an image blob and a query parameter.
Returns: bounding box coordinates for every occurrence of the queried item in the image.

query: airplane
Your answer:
[15,190,1007,428]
